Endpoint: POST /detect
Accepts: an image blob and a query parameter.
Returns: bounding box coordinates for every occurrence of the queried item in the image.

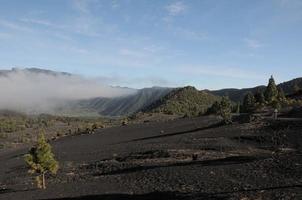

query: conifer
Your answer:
[218,97,232,124]
[264,75,278,102]
[24,132,59,189]
[243,92,256,113]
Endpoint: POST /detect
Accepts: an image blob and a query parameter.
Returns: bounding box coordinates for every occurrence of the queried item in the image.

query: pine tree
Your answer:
[243,92,256,113]
[218,97,232,124]
[24,132,59,189]
[264,75,278,102]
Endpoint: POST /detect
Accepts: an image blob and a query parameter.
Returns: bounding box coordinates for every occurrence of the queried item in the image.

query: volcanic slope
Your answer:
[0,115,301,200]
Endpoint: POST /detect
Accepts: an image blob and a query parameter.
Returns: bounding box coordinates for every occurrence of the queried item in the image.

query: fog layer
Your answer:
[0,68,136,113]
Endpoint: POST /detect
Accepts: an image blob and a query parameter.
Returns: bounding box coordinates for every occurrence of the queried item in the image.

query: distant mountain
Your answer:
[0,67,72,76]
[278,78,302,95]
[209,86,266,103]
[142,86,221,116]
[77,87,173,116]
[210,77,302,102]
[286,89,302,100]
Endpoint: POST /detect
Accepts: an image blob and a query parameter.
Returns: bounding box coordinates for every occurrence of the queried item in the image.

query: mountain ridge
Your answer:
[209,77,302,102]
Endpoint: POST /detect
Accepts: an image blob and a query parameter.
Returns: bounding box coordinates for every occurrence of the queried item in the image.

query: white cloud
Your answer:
[20,6,109,37]
[20,18,67,30]
[21,18,54,26]
[166,1,187,16]
[0,19,32,32]
[244,38,262,49]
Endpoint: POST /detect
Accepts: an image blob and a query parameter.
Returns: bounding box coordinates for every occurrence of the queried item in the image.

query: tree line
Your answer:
[207,75,301,123]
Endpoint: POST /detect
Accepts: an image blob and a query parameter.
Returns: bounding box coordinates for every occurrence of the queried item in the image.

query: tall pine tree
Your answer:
[264,75,278,102]
[218,97,232,124]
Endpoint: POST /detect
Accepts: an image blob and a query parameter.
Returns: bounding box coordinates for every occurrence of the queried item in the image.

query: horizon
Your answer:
[0,0,301,90]
[2,66,299,91]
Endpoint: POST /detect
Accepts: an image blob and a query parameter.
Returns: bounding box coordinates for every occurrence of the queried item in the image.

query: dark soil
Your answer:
[0,115,301,200]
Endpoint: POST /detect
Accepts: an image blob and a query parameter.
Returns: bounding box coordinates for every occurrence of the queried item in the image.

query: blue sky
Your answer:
[0,0,301,89]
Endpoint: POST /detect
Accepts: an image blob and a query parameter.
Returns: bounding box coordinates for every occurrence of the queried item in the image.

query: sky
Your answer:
[0,0,301,90]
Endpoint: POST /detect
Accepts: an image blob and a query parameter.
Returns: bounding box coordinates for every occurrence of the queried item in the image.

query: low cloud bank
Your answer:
[0,68,136,113]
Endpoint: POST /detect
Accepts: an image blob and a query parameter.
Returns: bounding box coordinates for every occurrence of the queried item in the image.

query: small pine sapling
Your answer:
[24,132,59,189]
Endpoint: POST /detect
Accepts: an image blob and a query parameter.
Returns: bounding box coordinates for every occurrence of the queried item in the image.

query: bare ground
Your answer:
[0,115,301,200]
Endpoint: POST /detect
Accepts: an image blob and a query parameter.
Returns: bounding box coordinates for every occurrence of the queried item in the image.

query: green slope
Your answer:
[142,86,221,116]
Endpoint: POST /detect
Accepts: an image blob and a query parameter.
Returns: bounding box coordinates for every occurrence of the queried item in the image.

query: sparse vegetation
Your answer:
[0,111,112,150]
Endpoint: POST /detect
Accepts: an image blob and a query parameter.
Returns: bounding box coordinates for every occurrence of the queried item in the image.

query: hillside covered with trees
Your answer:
[142,86,221,117]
